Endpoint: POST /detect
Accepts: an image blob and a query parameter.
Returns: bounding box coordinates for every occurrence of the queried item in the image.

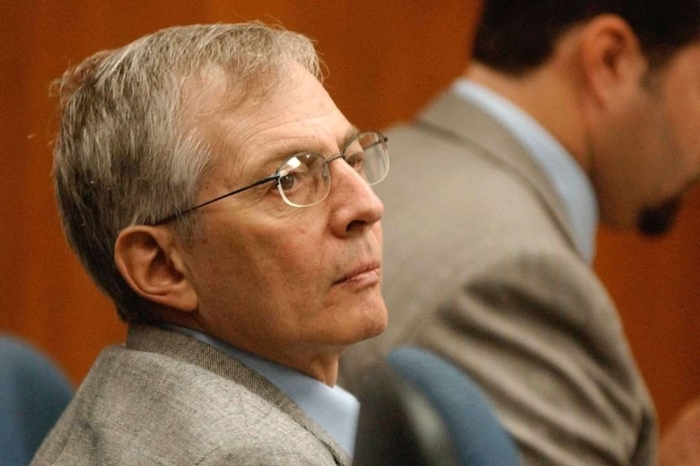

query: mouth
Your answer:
[334,262,382,287]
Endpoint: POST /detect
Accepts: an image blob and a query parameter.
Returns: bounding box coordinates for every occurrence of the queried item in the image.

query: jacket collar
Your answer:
[416,90,580,255]
[127,324,351,466]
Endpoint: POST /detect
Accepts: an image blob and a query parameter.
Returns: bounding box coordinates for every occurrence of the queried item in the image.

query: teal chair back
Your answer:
[354,347,520,466]
[0,337,73,466]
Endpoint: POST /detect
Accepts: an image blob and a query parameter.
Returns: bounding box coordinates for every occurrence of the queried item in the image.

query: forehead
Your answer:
[194,66,353,179]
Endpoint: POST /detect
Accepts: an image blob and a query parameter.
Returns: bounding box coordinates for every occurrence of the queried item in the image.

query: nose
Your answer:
[327,160,384,237]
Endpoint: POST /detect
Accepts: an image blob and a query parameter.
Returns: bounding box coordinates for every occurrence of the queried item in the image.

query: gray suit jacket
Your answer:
[32,325,350,466]
[341,91,657,465]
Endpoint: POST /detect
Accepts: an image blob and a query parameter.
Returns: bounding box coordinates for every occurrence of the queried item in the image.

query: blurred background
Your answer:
[1,0,698,434]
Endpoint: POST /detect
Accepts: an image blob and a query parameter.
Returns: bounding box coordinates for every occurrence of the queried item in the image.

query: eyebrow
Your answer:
[342,126,361,148]
[262,125,362,167]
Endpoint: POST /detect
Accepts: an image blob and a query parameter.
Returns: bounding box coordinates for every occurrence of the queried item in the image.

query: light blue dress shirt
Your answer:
[162,324,360,457]
[452,78,599,263]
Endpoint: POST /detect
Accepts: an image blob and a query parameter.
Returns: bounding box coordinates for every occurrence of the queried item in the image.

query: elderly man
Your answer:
[341,1,700,465]
[33,23,389,466]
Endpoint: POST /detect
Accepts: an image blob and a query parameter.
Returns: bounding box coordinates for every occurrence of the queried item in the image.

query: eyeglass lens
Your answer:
[277,132,388,207]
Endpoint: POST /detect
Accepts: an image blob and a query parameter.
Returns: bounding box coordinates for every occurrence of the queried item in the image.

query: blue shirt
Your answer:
[452,78,599,263]
[162,325,360,457]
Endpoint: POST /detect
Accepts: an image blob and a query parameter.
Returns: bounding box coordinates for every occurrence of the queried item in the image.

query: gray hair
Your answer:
[52,23,321,322]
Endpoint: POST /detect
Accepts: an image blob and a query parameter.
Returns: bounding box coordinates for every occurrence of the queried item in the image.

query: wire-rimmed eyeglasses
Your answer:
[153,131,389,225]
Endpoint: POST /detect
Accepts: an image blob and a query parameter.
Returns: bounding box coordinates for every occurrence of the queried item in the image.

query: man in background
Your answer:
[341,1,700,464]
[33,23,389,465]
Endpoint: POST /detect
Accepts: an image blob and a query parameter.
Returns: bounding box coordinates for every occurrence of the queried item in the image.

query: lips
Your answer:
[334,262,382,285]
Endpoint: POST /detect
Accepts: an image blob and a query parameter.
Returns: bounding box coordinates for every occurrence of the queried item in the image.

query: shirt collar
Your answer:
[161,324,359,457]
[452,78,599,263]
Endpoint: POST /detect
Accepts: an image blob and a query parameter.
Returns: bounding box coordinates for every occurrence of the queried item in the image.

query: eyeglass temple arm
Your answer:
[152,174,279,225]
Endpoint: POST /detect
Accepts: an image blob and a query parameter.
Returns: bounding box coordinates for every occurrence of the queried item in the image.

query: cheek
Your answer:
[186,239,245,302]
[249,219,331,306]
[662,103,700,183]
[664,68,700,172]
[676,114,700,168]
[374,222,383,246]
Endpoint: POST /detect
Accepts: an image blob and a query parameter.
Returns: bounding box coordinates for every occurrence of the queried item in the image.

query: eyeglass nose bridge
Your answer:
[324,151,375,189]
[324,150,386,201]
[324,135,390,190]
[279,151,372,208]
[324,152,356,182]
[326,153,347,165]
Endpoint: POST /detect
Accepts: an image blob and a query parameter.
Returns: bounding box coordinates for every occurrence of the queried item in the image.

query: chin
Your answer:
[344,301,388,345]
[363,308,388,340]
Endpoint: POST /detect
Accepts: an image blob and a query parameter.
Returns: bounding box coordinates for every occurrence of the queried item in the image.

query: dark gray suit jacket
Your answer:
[32,325,350,466]
[341,91,657,465]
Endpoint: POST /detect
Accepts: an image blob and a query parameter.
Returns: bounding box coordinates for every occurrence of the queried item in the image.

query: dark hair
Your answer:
[472,0,700,74]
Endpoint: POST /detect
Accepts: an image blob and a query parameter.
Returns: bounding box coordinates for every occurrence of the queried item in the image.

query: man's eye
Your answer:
[278,172,298,191]
[345,151,365,172]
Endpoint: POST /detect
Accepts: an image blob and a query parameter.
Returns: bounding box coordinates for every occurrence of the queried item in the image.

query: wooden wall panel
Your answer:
[1,0,697,435]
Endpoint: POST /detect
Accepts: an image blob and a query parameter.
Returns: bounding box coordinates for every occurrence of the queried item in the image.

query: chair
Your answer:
[0,336,73,466]
[353,346,520,466]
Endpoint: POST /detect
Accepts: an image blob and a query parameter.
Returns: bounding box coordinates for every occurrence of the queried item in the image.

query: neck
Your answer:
[466,62,591,173]
[159,315,342,386]
[261,347,341,386]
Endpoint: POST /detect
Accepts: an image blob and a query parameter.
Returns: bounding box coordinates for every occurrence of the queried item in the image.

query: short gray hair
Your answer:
[52,23,321,322]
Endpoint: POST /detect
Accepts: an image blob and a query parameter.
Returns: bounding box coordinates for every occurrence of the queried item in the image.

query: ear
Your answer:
[114,225,198,313]
[578,15,648,108]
